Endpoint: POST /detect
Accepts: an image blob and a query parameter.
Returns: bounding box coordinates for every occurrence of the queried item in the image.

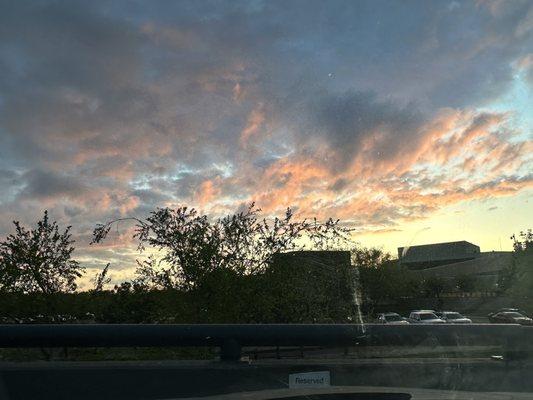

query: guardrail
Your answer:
[0,324,530,361]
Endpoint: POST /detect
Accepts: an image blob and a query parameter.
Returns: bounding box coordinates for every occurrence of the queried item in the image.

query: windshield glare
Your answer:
[503,312,526,318]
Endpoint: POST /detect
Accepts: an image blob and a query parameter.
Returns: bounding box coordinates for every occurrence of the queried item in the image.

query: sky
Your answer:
[0,0,532,288]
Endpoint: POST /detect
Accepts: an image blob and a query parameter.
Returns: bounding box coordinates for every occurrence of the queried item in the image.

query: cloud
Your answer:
[195,178,223,206]
[20,169,89,200]
[0,0,531,286]
[515,54,533,85]
[303,91,423,172]
[240,104,265,147]
[223,109,533,227]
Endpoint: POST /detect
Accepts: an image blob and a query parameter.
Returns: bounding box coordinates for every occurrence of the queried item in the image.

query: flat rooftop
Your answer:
[398,241,481,269]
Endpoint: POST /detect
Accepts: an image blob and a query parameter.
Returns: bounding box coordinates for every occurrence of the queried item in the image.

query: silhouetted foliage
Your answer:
[262,252,357,323]
[92,263,111,292]
[422,276,449,299]
[351,247,391,269]
[92,203,351,290]
[497,259,518,294]
[0,211,84,294]
[2,208,525,332]
[455,274,476,294]
[511,229,533,252]
[354,248,418,313]
[504,228,533,296]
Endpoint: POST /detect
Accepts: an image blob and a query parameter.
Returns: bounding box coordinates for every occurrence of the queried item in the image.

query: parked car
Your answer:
[488,308,528,318]
[376,312,409,325]
[435,311,472,324]
[488,311,533,325]
[408,311,446,324]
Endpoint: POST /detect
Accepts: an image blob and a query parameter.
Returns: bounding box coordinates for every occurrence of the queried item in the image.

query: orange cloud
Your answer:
[218,108,533,232]
[195,178,222,206]
[240,104,265,147]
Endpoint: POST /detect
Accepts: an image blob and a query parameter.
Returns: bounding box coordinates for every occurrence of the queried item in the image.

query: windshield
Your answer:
[445,313,463,319]
[419,313,438,320]
[503,312,527,318]
[384,315,402,322]
[0,0,532,399]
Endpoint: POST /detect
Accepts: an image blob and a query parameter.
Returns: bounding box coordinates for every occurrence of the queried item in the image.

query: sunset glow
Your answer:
[0,0,531,287]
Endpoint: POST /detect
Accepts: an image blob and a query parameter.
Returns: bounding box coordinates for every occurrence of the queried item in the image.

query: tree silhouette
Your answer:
[92,203,351,290]
[455,274,476,294]
[511,229,533,252]
[92,263,111,292]
[422,276,449,308]
[0,211,84,294]
[503,228,533,296]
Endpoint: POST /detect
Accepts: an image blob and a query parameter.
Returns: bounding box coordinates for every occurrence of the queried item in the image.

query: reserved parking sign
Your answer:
[289,371,331,388]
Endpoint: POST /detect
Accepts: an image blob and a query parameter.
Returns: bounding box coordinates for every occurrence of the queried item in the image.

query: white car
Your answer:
[435,311,472,324]
[376,312,410,325]
[408,311,446,324]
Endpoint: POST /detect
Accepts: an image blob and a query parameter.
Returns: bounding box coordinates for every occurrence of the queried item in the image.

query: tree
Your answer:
[455,274,476,295]
[92,263,111,292]
[354,248,390,311]
[354,248,417,312]
[422,276,449,309]
[496,259,518,294]
[504,229,533,296]
[91,203,351,291]
[511,229,533,252]
[351,247,391,269]
[0,211,84,294]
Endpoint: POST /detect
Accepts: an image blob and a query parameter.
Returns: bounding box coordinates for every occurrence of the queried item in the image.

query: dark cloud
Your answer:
[0,0,167,178]
[329,178,349,192]
[64,205,84,218]
[20,169,89,200]
[1,0,530,173]
[307,91,423,170]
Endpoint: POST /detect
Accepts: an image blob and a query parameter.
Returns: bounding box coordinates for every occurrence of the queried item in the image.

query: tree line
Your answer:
[0,207,530,323]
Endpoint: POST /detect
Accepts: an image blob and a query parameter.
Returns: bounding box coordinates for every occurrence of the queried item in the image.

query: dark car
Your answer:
[488,308,528,317]
[488,311,533,325]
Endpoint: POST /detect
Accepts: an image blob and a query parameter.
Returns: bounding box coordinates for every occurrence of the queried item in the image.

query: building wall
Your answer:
[398,241,480,269]
[416,251,513,288]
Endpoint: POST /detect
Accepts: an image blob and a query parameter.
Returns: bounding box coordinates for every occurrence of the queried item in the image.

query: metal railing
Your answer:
[0,323,529,361]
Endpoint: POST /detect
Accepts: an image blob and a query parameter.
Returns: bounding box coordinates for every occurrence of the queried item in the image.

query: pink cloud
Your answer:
[240,104,265,147]
[196,108,533,233]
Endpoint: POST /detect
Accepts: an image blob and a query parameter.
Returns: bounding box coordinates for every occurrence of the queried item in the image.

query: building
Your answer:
[398,241,480,270]
[417,251,513,289]
[397,240,513,289]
